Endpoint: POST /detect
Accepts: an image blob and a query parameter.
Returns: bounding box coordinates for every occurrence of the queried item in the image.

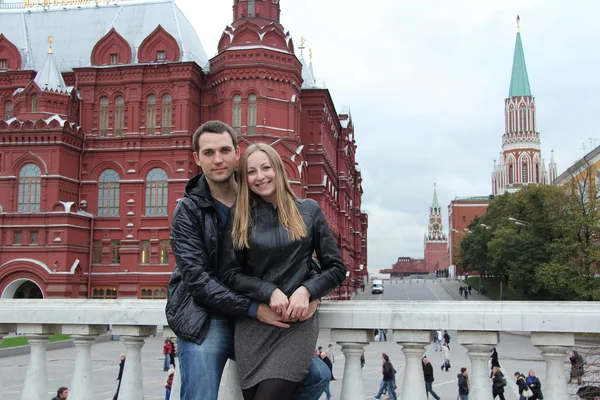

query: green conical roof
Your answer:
[508,31,532,97]
[431,183,440,209]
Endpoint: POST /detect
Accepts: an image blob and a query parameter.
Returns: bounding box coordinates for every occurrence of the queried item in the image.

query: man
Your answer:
[326,344,336,380]
[318,351,333,400]
[443,330,451,350]
[166,121,329,400]
[434,329,443,351]
[112,354,125,400]
[422,357,441,400]
[374,353,397,400]
[457,367,469,400]
[52,387,68,400]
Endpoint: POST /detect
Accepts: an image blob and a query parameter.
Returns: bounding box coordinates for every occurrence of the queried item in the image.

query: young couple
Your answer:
[166,121,347,400]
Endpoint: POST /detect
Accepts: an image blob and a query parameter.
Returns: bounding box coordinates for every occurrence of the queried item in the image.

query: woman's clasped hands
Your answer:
[269,286,315,323]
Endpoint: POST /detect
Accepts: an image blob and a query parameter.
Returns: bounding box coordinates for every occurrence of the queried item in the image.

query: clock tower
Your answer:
[424,184,448,273]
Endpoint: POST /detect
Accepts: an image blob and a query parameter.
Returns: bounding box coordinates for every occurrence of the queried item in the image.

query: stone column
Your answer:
[18,323,54,400]
[331,329,373,400]
[0,324,14,400]
[63,325,108,400]
[532,332,573,400]
[112,325,156,400]
[221,360,243,400]
[394,330,431,400]
[458,331,499,400]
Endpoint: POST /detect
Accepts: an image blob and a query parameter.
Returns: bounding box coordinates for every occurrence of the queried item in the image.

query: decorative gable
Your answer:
[0,34,22,70]
[137,25,181,63]
[91,28,133,66]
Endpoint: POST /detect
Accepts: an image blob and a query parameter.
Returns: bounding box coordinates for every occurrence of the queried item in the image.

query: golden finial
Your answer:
[516,15,521,33]
[48,36,53,54]
[309,48,313,63]
[299,36,306,55]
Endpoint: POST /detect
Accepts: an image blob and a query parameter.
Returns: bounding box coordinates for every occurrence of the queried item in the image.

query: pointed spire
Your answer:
[508,15,532,97]
[34,40,67,93]
[431,183,440,209]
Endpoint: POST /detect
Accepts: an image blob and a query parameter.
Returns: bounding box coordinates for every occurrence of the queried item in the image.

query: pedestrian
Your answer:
[51,387,69,400]
[491,366,507,400]
[441,343,450,371]
[434,329,443,351]
[326,344,336,380]
[166,121,334,400]
[479,283,485,295]
[218,142,347,399]
[468,286,472,295]
[165,367,175,400]
[464,289,468,300]
[318,351,333,400]
[113,354,125,400]
[361,353,365,369]
[526,370,543,400]
[459,286,463,296]
[374,353,397,400]
[457,367,469,400]
[382,329,388,341]
[422,357,441,400]
[514,371,533,400]
[163,338,173,371]
[443,330,451,350]
[490,348,500,378]
[570,350,584,385]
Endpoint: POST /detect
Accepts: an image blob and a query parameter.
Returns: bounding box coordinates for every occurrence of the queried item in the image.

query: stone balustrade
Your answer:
[1,299,599,400]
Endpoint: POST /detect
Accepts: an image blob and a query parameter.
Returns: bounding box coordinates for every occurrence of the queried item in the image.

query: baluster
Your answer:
[532,332,573,400]
[395,330,431,400]
[112,325,156,400]
[221,360,243,400]
[18,324,54,400]
[64,325,108,400]
[0,324,15,400]
[458,331,498,400]
[331,329,372,400]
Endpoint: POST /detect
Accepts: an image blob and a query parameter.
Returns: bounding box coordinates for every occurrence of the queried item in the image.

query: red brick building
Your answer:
[0,0,368,299]
[380,257,427,278]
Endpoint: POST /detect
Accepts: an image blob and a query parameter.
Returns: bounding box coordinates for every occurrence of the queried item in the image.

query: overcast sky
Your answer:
[175,0,600,274]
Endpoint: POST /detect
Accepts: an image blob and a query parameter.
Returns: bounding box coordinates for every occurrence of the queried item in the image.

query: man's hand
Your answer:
[269,288,289,316]
[297,299,319,321]
[256,304,290,328]
[284,286,310,320]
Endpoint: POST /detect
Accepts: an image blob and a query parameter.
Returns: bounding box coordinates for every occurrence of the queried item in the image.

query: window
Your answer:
[111,240,121,264]
[536,164,540,183]
[141,287,167,299]
[99,97,109,136]
[145,168,168,216]
[248,93,257,134]
[98,169,120,217]
[248,0,255,16]
[160,240,169,264]
[4,101,13,120]
[0,59,7,69]
[18,163,41,213]
[13,231,22,245]
[522,163,528,183]
[161,95,171,135]
[31,94,38,112]
[156,51,166,62]
[519,108,526,131]
[92,241,102,264]
[29,231,38,245]
[146,95,156,135]
[462,216,466,222]
[508,164,514,184]
[140,240,151,264]
[110,53,119,65]
[232,94,242,130]
[92,287,118,299]
[115,97,124,136]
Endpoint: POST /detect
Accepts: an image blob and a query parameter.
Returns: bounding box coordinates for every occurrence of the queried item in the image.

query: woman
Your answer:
[526,370,543,400]
[491,366,506,400]
[514,371,530,400]
[165,367,175,400]
[490,348,500,378]
[570,350,584,384]
[162,338,173,371]
[219,143,347,400]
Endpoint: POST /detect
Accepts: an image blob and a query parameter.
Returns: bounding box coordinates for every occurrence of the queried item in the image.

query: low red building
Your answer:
[0,0,368,299]
[380,257,427,278]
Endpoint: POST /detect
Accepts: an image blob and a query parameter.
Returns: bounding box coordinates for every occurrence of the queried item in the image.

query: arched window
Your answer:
[146,95,156,135]
[31,94,38,112]
[232,94,242,130]
[161,95,172,135]
[18,163,41,213]
[99,97,109,137]
[4,101,13,120]
[519,107,526,131]
[98,169,120,217]
[535,164,540,183]
[508,164,514,184]
[145,168,168,216]
[522,162,528,183]
[115,97,124,136]
[248,93,257,134]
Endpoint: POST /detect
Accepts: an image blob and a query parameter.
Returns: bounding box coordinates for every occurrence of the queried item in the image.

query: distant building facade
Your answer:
[0,0,368,299]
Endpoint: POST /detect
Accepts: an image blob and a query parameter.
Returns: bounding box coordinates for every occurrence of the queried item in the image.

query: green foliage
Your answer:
[0,333,70,349]
[459,174,600,301]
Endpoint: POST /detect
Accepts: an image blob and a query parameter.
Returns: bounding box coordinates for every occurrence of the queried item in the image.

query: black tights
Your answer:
[242,379,298,400]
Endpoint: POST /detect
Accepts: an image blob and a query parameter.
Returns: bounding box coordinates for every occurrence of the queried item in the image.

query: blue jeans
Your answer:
[165,387,172,400]
[435,339,442,351]
[425,381,440,399]
[459,395,468,400]
[323,381,331,400]
[375,380,396,400]
[178,317,329,400]
[163,353,171,371]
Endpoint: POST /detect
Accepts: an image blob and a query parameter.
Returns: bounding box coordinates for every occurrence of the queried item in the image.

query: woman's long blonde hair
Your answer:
[232,143,307,249]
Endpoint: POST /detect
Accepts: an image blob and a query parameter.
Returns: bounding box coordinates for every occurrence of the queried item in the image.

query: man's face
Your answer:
[193,132,238,184]
[60,389,69,399]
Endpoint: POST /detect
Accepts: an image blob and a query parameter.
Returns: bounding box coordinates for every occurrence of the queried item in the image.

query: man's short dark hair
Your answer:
[192,120,237,153]
[57,387,68,395]
[461,367,467,373]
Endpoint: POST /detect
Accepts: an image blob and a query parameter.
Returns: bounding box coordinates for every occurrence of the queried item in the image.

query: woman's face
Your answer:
[247,150,277,203]
[529,370,535,377]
